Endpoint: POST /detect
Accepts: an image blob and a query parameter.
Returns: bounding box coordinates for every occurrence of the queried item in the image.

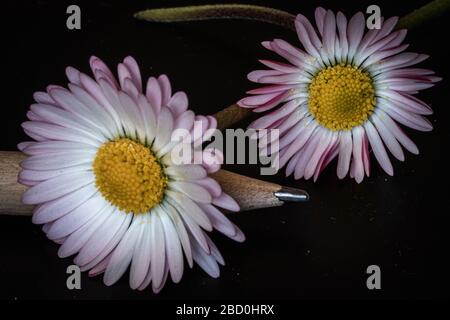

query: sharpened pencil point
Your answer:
[274,187,309,202]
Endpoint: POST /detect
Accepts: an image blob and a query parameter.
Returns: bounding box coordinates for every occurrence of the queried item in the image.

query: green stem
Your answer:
[135,0,450,31]
[134,4,296,31]
[397,0,450,29]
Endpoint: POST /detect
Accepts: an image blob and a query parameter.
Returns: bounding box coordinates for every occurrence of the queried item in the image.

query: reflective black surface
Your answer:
[1,0,449,300]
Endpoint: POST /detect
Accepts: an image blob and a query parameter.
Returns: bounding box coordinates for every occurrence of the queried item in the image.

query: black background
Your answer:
[1,0,449,300]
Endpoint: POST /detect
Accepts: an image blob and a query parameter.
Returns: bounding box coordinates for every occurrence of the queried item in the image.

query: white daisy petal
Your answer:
[378,98,433,131]
[347,12,365,61]
[32,183,97,224]
[19,164,91,182]
[87,254,112,277]
[47,195,107,240]
[161,202,194,268]
[123,56,143,92]
[89,56,119,88]
[103,215,142,286]
[69,84,119,138]
[166,190,212,231]
[204,233,225,266]
[84,214,132,275]
[136,94,157,144]
[154,107,174,152]
[165,194,210,254]
[375,109,419,155]
[21,152,95,171]
[22,140,97,155]
[33,91,56,105]
[30,103,105,139]
[158,74,172,107]
[170,181,212,204]
[17,141,34,152]
[191,238,220,278]
[23,171,95,205]
[159,209,184,283]
[364,121,394,175]
[336,131,353,179]
[79,73,122,130]
[295,14,322,59]
[198,203,238,239]
[137,262,153,291]
[152,263,170,294]
[193,177,222,198]
[279,119,316,167]
[323,10,336,65]
[370,115,405,161]
[146,77,162,113]
[314,7,327,36]
[168,91,189,117]
[130,215,150,289]
[150,210,166,289]
[212,192,240,212]
[166,164,207,181]
[304,130,332,179]
[351,127,365,183]
[372,16,399,44]
[50,87,110,140]
[22,121,102,147]
[58,204,111,258]
[77,210,131,268]
[118,91,146,143]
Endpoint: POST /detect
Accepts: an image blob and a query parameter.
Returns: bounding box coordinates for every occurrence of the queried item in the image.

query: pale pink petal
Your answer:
[370,116,405,161]
[168,91,189,117]
[314,7,327,35]
[22,171,94,205]
[146,77,162,113]
[46,195,107,240]
[104,215,142,286]
[364,121,394,175]
[159,210,184,283]
[337,131,352,179]
[32,183,97,224]
[149,212,166,289]
[212,192,240,212]
[123,56,143,92]
[351,127,365,183]
[157,74,172,107]
[166,190,212,231]
[374,109,419,154]
[129,215,150,289]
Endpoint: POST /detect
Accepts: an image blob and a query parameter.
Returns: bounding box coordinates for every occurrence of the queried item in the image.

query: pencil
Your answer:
[0,151,308,215]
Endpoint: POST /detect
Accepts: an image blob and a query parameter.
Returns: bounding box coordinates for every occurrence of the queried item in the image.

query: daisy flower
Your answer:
[17,56,244,293]
[238,7,441,183]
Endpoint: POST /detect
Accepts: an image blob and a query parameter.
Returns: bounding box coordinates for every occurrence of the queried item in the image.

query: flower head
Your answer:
[238,7,440,183]
[18,56,244,293]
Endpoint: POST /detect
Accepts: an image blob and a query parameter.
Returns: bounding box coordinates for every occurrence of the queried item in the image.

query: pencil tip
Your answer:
[274,187,309,202]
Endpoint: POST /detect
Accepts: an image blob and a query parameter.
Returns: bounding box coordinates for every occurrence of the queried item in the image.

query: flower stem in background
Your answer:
[134,0,449,31]
[214,104,251,130]
[397,0,450,29]
[134,4,296,31]
[135,0,450,129]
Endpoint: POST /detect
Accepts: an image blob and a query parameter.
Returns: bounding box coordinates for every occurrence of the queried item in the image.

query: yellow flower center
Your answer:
[93,138,167,214]
[308,64,376,131]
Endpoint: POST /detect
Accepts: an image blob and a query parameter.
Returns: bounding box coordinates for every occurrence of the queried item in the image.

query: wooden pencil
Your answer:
[0,151,308,215]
